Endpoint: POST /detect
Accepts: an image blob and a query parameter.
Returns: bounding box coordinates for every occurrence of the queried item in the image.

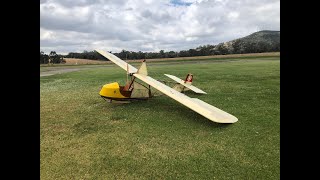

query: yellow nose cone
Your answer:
[99,82,126,99]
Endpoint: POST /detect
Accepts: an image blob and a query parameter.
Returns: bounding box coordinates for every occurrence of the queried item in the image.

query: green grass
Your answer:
[40,57,280,179]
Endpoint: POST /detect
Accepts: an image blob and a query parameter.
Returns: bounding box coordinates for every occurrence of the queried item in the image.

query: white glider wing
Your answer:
[164,74,207,94]
[95,49,137,74]
[95,49,238,123]
[134,74,237,123]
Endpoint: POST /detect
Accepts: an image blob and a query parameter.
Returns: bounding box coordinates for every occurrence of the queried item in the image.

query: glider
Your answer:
[95,49,238,123]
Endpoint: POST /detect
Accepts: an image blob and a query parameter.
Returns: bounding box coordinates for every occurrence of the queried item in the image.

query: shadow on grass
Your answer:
[97,95,234,129]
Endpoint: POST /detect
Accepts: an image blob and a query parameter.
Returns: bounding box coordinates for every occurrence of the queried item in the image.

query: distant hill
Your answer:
[214,30,280,54]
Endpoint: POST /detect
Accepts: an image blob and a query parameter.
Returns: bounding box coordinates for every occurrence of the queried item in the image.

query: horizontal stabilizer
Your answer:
[164,74,207,94]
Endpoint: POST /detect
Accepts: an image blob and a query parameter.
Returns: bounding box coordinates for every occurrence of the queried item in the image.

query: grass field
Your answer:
[40,56,280,179]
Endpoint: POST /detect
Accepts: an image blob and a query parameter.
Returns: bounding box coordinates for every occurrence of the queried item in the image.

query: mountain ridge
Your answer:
[213,30,280,54]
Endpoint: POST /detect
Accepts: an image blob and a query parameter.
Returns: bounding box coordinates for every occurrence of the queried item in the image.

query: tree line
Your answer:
[40,51,65,64]
[63,45,227,61]
[62,41,279,62]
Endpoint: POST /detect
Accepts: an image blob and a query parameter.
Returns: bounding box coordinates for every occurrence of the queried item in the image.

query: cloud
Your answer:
[40,0,280,54]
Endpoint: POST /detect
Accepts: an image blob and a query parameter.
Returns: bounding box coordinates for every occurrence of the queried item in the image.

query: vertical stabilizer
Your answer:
[184,73,193,85]
[137,60,148,76]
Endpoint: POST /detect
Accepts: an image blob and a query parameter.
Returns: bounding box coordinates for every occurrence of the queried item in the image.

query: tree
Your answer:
[215,43,228,55]
[188,49,198,56]
[167,51,176,58]
[159,50,165,58]
[49,51,64,64]
[232,40,243,54]
[178,50,190,57]
[40,51,49,64]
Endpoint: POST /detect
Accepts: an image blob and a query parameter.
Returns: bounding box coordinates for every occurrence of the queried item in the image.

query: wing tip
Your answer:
[206,111,238,123]
[95,49,112,55]
[211,117,238,124]
[219,116,238,123]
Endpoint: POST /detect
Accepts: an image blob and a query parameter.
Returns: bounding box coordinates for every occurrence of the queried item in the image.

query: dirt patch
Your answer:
[40,66,113,77]
[40,68,82,77]
[64,58,110,65]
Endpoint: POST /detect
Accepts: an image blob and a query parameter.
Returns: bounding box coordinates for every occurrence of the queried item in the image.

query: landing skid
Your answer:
[100,96,149,103]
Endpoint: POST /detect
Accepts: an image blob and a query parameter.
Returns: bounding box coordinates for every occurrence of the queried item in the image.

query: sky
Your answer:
[40,0,280,54]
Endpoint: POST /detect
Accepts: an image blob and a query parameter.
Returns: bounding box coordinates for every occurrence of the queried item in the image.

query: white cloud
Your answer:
[227,12,239,21]
[40,0,280,54]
